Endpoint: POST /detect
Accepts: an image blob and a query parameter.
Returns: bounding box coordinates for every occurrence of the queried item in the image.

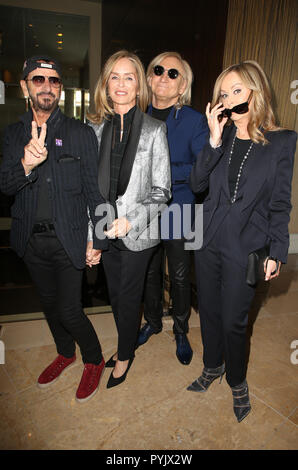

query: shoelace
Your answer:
[48,359,68,379]
[81,365,99,390]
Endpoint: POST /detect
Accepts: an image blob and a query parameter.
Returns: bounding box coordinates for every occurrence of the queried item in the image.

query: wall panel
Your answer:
[223,0,298,233]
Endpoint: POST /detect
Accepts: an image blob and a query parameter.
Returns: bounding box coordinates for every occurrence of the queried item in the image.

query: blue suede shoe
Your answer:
[136,322,160,347]
[175,333,193,365]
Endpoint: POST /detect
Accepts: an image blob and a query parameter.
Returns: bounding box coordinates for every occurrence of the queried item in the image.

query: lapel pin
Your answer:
[55,138,63,147]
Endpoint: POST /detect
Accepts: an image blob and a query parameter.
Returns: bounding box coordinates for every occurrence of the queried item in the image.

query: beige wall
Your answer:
[223,0,298,233]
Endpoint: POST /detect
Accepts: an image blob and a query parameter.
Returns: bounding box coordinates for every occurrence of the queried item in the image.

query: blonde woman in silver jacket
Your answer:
[87,50,171,389]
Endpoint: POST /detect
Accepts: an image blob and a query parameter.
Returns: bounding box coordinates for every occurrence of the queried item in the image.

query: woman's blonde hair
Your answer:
[212,60,281,144]
[146,51,193,108]
[88,50,149,124]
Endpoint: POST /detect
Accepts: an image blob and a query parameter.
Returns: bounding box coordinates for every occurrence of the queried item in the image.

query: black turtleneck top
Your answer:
[109,105,136,208]
[151,105,173,122]
[109,105,136,250]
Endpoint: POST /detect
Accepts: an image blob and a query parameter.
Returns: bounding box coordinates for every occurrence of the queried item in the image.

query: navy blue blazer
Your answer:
[148,104,208,239]
[190,125,297,265]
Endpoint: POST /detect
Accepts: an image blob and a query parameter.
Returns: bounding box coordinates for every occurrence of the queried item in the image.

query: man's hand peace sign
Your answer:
[22,121,48,175]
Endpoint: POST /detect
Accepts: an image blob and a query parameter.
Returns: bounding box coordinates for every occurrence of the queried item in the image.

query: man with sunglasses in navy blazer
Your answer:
[0,55,108,403]
[136,52,208,364]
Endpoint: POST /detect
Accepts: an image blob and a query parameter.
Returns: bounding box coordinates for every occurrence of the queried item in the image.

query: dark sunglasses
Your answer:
[153,65,181,80]
[221,91,252,118]
[26,75,62,88]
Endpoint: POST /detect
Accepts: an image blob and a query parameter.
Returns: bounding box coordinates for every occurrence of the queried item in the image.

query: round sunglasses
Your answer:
[26,75,62,88]
[153,65,182,80]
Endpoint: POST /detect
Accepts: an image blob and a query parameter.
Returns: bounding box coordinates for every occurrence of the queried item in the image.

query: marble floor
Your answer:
[0,258,298,451]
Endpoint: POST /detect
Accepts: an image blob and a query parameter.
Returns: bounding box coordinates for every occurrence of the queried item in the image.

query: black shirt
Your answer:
[109,105,136,208]
[228,137,252,198]
[34,108,61,223]
[109,105,136,250]
[151,105,173,122]
[34,140,52,223]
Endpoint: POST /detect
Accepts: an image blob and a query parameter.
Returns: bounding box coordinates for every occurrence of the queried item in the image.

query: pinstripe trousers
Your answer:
[24,231,103,365]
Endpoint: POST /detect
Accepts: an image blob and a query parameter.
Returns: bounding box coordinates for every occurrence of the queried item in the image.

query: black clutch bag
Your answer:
[246,246,270,286]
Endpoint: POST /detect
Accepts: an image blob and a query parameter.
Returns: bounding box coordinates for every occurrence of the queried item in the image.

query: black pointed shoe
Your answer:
[106,357,134,389]
[231,379,251,423]
[175,333,193,365]
[105,354,117,368]
[136,323,159,348]
[187,364,225,392]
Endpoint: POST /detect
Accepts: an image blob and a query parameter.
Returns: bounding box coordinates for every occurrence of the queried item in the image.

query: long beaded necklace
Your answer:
[228,132,254,204]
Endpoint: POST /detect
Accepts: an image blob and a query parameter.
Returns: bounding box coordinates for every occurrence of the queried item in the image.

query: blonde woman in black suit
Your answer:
[188,60,297,422]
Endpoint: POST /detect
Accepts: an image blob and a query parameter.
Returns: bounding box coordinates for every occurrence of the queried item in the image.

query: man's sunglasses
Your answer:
[26,75,62,88]
[221,91,253,118]
[153,65,182,80]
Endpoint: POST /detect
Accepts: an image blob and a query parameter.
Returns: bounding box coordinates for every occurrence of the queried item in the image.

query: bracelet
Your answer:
[209,139,222,148]
[209,138,222,149]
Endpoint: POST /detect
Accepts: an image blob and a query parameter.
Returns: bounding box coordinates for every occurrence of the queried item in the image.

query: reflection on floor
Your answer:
[0,256,298,450]
[0,232,111,318]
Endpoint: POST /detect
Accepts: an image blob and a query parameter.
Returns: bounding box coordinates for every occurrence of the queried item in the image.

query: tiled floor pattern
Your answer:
[0,268,297,450]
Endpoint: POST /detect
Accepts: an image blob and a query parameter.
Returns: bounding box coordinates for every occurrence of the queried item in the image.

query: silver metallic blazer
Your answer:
[89,107,171,251]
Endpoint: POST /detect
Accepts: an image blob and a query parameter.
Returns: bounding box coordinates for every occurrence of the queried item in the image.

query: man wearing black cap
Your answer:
[0,55,107,403]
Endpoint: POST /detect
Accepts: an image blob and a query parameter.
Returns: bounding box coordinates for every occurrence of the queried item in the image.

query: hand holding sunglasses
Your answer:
[220,91,252,118]
[206,102,228,148]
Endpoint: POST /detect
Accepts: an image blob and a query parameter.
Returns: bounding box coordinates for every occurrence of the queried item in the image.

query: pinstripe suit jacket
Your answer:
[0,107,107,269]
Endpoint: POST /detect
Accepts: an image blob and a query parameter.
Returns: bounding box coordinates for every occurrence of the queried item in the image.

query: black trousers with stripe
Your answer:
[194,214,256,387]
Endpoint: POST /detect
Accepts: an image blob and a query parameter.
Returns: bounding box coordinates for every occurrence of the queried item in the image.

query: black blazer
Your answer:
[0,108,107,269]
[190,125,297,265]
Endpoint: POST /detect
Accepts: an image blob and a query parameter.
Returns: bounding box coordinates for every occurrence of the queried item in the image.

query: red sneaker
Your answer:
[76,359,105,403]
[37,354,76,388]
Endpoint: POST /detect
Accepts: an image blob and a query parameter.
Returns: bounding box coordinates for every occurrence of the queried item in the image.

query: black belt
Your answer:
[32,222,55,234]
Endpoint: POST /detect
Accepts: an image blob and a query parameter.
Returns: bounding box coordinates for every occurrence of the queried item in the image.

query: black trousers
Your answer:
[23,232,103,365]
[102,243,156,361]
[194,215,256,387]
[143,239,191,334]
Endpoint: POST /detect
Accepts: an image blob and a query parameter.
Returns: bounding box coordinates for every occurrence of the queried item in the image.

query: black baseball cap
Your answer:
[21,55,62,80]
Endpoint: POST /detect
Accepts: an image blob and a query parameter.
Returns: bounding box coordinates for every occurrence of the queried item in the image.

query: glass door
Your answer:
[0,5,110,321]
